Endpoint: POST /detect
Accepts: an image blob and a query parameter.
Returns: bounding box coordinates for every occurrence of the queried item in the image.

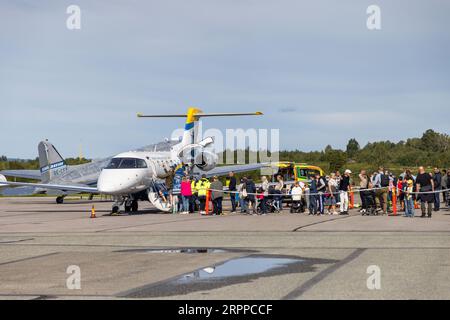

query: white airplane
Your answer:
[1,108,266,213]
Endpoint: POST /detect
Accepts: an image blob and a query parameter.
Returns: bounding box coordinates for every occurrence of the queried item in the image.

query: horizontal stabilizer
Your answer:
[137,112,263,118]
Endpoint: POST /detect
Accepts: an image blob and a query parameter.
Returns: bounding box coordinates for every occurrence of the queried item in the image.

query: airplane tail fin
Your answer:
[38,141,67,183]
[137,107,263,147]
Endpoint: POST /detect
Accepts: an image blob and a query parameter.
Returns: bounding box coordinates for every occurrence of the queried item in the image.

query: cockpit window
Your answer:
[136,159,147,168]
[106,158,122,169]
[105,158,148,169]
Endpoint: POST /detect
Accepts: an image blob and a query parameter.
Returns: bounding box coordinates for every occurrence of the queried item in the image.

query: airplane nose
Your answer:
[97,170,144,194]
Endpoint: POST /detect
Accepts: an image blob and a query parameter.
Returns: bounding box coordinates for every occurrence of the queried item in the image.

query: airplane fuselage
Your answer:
[97,150,182,195]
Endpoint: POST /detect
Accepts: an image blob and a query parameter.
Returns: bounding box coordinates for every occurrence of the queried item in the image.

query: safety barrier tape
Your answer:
[205,186,450,197]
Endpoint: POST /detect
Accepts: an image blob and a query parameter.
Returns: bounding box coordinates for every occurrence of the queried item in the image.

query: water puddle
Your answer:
[122,254,336,298]
[117,247,251,254]
[177,256,302,282]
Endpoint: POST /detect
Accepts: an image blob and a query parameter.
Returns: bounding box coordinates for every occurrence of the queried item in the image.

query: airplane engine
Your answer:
[194,150,218,172]
[0,174,6,189]
[177,137,217,171]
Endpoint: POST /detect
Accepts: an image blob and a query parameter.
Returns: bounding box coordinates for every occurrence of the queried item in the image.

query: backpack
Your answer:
[380,174,390,188]
[319,177,328,189]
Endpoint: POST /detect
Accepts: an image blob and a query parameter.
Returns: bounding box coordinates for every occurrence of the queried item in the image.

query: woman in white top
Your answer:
[328,173,339,215]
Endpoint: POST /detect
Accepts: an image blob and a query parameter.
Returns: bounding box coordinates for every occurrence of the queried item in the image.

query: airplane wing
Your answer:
[198,163,273,178]
[0,180,98,193]
[0,170,41,180]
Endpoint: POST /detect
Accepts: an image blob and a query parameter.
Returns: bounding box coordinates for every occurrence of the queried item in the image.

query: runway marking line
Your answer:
[0,252,60,267]
[282,248,366,300]
[292,215,356,232]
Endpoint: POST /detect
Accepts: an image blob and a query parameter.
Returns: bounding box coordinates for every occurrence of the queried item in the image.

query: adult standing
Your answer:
[433,168,442,212]
[442,169,448,204]
[228,171,237,213]
[195,174,211,215]
[244,177,257,215]
[373,167,389,215]
[210,176,224,215]
[274,175,284,212]
[308,175,318,215]
[359,170,369,215]
[260,176,270,215]
[339,169,351,215]
[335,171,342,205]
[180,176,192,214]
[447,170,450,207]
[238,178,247,213]
[328,173,339,215]
[416,166,435,218]
[190,176,198,213]
[316,173,327,215]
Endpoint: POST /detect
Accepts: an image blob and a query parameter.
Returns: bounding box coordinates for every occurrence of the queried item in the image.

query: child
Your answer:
[405,180,415,218]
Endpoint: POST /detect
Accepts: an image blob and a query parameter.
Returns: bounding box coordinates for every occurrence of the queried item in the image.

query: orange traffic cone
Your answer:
[90,205,96,219]
[392,188,398,216]
[204,190,211,215]
[349,189,354,209]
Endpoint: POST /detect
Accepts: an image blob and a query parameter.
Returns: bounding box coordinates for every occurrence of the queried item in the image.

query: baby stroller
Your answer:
[257,197,278,213]
[290,198,305,213]
[363,190,377,215]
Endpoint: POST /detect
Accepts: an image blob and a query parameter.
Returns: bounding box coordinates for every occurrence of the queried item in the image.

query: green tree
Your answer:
[346,138,360,158]
[324,149,348,172]
[420,129,450,153]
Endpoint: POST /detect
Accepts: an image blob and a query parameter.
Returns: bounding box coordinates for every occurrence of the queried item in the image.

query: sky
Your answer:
[1,0,449,159]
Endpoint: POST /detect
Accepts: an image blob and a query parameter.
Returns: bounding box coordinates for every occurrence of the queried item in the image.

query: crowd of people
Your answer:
[160,166,450,218]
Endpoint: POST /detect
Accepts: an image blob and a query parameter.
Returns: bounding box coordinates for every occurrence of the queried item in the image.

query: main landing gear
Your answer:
[125,199,139,213]
[56,195,67,204]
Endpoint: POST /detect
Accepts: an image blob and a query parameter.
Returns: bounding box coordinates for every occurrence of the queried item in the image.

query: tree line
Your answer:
[1,129,449,178]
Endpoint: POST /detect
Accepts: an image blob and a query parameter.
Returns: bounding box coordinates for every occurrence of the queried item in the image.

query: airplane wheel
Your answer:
[56,196,64,204]
[131,200,138,212]
[112,206,119,214]
[124,205,131,212]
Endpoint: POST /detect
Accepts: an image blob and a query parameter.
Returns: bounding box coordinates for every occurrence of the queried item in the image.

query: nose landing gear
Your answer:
[111,196,139,215]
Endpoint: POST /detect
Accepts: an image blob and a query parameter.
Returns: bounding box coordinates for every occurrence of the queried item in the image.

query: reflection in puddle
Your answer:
[146,248,226,254]
[122,254,337,298]
[178,257,303,282]
[116,247,252,254]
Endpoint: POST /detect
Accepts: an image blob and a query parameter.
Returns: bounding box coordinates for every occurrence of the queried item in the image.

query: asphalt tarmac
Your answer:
[0,197,449,300]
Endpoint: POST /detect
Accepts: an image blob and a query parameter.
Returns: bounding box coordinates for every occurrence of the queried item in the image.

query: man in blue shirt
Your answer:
[309,175,318,215]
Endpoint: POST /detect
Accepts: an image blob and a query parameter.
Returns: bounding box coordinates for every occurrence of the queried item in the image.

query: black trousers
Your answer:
[198,195,206,211]
[360,189,368,209]
[213,197,223,214]
[260,197,268,214]
[189,195,197,213]
[230,192,237,212]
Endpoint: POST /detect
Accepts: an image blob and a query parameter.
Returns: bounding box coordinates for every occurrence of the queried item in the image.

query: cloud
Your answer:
[0,0,449,158]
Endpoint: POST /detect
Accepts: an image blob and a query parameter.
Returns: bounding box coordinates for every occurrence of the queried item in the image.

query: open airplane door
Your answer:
[148,190,172,212]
